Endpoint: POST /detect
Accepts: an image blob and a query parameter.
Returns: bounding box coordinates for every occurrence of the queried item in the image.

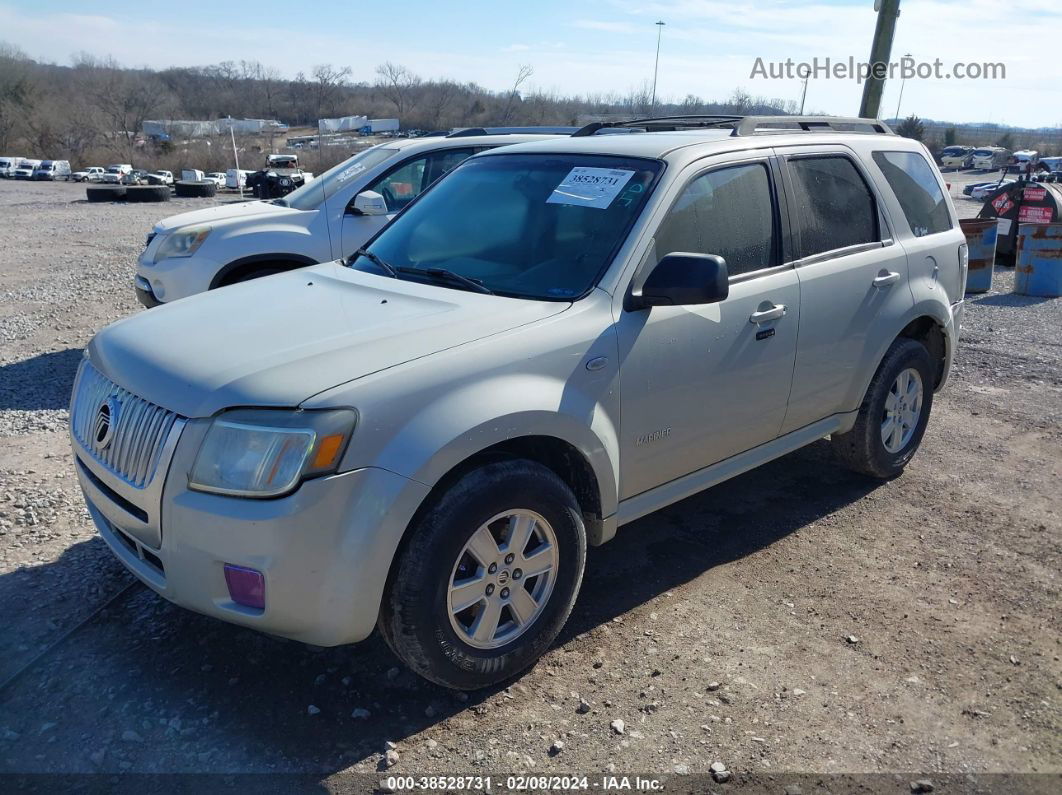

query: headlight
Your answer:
[189,408,357,498]
[153,227,211,262]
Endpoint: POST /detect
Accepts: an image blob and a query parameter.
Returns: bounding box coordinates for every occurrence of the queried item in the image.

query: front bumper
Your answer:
[134,275,161,308]
[73,428,430,647]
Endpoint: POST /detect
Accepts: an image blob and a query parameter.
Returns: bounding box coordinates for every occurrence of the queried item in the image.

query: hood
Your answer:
[152,199,298,234]
[89,262,569,418]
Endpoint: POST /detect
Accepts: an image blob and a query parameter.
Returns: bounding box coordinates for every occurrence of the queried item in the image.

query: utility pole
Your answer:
[650,21,665,112]
[799,76,809,114]
[859,0,901,119]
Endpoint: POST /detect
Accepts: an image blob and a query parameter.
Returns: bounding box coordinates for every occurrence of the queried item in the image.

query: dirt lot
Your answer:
[0,175,1058,788]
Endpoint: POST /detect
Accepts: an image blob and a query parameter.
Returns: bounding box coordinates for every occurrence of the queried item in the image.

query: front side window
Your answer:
[353,154,661,300]
[872,150,951,238]
[654,163,777,277]
[283,145,398,210]
[368,147,478,212]
[786,156,878,259]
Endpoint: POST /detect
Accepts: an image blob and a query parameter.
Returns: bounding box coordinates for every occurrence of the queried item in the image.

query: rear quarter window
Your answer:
[872,151,952,237]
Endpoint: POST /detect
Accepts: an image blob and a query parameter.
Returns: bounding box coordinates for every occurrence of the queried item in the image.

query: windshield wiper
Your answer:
[398,266,495,295]
[351,248,398,278]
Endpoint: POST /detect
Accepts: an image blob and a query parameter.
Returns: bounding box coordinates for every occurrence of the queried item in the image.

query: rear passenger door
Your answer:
[776,147,913,434]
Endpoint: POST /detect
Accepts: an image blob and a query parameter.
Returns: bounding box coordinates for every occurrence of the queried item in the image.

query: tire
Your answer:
[124,185,171,203]
[228,266,288,285]
[380,460,587,690]
[86,185,126,202]
[831,337,935,479]
[174,180,216,198]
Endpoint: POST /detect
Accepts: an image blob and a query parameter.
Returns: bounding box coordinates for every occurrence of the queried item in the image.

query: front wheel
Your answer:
[831,337,935,479]
[379,460,586,690]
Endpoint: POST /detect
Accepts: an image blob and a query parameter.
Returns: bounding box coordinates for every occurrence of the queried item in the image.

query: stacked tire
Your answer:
[126,185,171,203]
[86,185,127,202]
[174,180,217,198]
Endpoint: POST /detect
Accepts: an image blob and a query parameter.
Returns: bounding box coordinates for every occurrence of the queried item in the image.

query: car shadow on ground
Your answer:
[0,439,880,774]
[0,347,83,410]
[969,291,1057,308]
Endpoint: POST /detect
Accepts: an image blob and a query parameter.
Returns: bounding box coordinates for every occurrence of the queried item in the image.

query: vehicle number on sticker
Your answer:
[547,167,636,209]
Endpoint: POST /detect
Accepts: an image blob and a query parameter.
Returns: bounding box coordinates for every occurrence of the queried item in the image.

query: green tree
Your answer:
[996,131,1014,149]
[896,114,925,141]
[943,127,957,146]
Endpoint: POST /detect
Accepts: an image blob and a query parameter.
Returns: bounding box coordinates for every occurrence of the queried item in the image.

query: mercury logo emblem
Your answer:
[93,397,120,452]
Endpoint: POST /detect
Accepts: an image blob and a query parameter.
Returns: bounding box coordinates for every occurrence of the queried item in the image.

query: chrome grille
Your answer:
[70,361,179,488]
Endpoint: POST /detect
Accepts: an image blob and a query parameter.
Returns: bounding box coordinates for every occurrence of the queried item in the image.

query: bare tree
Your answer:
[374,62,421,116]
[499,64,534,124]
[0,42,32,151]
[310,64,352,120]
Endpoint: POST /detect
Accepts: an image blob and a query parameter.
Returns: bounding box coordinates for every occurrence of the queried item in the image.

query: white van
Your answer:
[102,164,133,183]
[939,146,973,170]
[33,160,72,180]
[13,159,41,179]
[0,156,24,178]
[225,169,253,189]
[970,147,1009,171]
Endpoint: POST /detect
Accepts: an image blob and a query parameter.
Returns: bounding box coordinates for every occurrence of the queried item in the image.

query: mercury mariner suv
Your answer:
[133,129,569,307]
[72,116,965,689]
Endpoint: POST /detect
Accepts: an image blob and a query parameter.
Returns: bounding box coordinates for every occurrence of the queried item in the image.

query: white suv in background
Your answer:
[73,116,965,689]
[133,130,567,307]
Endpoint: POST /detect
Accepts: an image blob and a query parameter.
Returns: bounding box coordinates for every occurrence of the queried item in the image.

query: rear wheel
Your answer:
[379,460,586,690]
[831,337,935,479]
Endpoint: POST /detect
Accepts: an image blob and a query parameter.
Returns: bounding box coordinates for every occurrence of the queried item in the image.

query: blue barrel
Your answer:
[1015,222,1062,297]
[959,218,997,293]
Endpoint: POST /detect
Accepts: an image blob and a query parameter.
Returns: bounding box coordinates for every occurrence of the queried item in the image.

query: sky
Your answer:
[1,0,1059,128]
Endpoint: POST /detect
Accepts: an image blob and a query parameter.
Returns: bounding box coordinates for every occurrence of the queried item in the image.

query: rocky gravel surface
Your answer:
[0,176,1058,787]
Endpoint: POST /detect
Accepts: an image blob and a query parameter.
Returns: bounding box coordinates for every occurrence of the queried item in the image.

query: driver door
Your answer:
[340,147,481,259]
[615,155,800,499]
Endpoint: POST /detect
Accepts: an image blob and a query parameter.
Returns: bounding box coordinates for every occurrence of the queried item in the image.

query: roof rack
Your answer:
[570,114,895,138]
[731,116,895,136]
[447,126,579,138]
[572,115,743,137]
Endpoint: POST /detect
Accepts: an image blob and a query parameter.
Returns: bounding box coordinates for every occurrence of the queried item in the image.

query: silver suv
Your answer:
[70,116,965,689]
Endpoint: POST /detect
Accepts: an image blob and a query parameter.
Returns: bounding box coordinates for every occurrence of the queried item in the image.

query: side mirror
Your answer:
[628,252,729,310]
[349,190,388,216]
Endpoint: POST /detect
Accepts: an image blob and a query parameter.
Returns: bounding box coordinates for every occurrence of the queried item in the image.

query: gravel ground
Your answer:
[0,175,1058,788]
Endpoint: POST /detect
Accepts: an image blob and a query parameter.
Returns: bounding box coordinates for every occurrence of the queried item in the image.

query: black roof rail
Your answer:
[732,116,895,136]
[446,126,579,138]
[572,115,743,137]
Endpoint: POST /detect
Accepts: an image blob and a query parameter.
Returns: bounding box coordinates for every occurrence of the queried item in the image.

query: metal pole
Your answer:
[229,117,243,199]
[894,52,912,121]
[859,0,901,118]
[799,77,808,114]
[650,21,665,112]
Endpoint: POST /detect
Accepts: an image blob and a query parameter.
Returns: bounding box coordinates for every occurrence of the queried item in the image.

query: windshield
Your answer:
[972,150,993,157]
[283,146,399,210]
[352,153,663,300]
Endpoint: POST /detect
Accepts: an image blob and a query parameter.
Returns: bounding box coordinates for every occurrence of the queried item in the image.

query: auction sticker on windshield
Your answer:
[547,167,635,209]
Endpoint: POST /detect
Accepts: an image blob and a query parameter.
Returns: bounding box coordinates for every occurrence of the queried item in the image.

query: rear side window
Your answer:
[787,156,878,259]
[654,163,777,277]
[872,151,951,237]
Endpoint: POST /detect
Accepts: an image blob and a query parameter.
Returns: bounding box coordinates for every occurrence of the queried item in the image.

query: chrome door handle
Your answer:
[749,304,786,324]
[873,271,901,288]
